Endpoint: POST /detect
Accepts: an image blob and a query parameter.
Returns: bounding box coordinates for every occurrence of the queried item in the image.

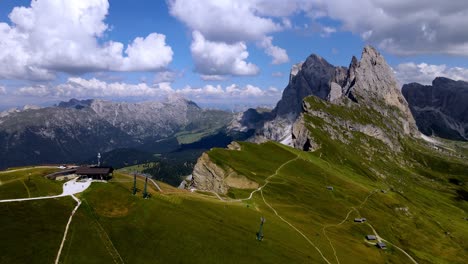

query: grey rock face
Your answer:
[252,46,417,145]
[275,54,336,117]
[192,152,258,194]
[290,46,419,151]
[402,77,468,141]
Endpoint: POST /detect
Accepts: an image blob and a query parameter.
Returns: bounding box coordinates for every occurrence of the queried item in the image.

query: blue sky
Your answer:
[1,0,468,110]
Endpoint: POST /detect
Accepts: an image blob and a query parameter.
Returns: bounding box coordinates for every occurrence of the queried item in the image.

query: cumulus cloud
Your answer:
[395,62,468,85]
[258,37,289,65]
[320,26,337,37]
[168,0,282,43]
[171,0,468,57]
[200,75,227,81]
[0,0,173,81]
[190,31,259,76]
[168,0,292,74]
[14,77,282,105]
[312,0,468,56]
[154,70,183,84]
[272,72,284,77]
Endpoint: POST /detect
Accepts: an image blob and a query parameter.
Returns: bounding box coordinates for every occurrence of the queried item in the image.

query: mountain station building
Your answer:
[75,166,114,180]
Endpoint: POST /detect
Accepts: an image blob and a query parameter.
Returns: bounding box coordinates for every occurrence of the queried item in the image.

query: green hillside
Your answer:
[1,128,467,264]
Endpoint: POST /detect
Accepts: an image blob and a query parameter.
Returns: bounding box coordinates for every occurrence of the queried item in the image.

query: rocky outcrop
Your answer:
[292,115,318,151]
[191,153,258,194]
[402,77,468,141]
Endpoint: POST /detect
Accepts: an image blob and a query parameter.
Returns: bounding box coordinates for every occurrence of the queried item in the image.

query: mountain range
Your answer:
[403,77,468,141]
[0,96,233,169]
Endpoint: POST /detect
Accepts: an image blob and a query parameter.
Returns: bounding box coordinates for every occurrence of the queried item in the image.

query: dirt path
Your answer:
[365,223,418,264]
[261,189,332,264]
[321,191,377,264]
[84,200,125,264]
[21,180,31,198]
[0,178,92,203]
[209,156,300,203]
[55,194,81,264]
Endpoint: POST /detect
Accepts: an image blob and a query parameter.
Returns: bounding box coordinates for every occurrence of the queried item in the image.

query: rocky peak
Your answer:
[339,45,418,135]
[275,53,336,117]
[58,98,94,109]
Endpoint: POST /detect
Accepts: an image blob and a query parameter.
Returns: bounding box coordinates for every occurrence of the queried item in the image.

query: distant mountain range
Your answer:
[0,96,234,169]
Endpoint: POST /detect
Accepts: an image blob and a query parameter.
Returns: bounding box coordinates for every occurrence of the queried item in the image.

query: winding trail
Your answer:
[206,156,332,263]
[0,177,95,264]
[365,223,418,264]
[209,156,300,203]
[55,194,81,264]
[21,180,31,198]
[321,190,377,264]
[261,189,332,264]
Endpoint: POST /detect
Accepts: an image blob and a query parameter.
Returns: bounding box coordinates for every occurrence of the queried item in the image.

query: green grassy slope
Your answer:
[0,197,75,264]
[1,129,466,263]
[0,167,61,199]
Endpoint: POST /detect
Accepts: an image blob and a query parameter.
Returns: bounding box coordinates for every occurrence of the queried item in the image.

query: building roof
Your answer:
[366,235,377,240]
[76,166,113,175]
[377,242,387,248]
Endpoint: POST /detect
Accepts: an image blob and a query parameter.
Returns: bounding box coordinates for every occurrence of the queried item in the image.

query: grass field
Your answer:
[0,167,61,199]
[1,135,467,264]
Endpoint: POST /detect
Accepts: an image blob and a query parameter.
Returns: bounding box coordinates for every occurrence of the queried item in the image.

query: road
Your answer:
[0,177,92,203]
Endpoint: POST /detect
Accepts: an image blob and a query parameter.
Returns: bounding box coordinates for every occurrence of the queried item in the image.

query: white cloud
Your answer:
[200,75,227,81]
[258,37,289,65]
[154,70,183,84]
[0,0,173,81]
[14,77,282,105]
[168,0,282,43]
[0,86,6,95]
[395,62,468,85]
[190,31,259,76]
[272,72,284,77]
[168,0,292,74]
[320,26,336,37]
[312,0,468,56]
[169,0,468,57]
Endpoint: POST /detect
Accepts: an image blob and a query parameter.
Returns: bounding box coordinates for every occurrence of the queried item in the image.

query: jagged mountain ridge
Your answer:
[233,46,417,144]
[0,97,233,169]
[195,45,419,193]
[402,77,468,141]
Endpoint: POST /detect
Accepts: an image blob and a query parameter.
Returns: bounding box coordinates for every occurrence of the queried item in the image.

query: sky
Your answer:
[1,0,468,110]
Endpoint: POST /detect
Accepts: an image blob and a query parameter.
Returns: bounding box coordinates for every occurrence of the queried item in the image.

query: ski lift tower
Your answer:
[97,152,101,166]
[256,217,266,241]
[143,175,149,199]
[132,173,137,195]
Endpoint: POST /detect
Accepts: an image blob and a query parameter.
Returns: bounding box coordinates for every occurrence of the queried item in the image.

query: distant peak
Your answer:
[362,45,379,57]
[58,98,94,109]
